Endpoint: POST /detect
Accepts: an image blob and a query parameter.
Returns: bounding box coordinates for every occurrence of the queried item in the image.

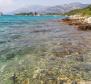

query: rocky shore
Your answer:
[60,15,91,30]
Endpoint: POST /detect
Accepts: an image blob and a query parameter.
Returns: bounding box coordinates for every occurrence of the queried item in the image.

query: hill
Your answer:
[65,5,91,16]
[12,3,89,15]
[44,2,88,14]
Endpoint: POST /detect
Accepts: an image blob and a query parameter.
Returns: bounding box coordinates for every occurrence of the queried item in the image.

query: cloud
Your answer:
[0,0,31,13]
[0,0,13,6]
[0,0,14,12]
[0,0,14,11]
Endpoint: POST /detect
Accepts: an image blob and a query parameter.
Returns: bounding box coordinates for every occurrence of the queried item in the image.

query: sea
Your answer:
[0,15,65,61]
[0,15,90,84]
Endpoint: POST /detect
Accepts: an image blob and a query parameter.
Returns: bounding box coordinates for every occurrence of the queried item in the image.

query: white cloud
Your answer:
[0,0,13,7]
[0,0,29,13]
[0,0,14,12]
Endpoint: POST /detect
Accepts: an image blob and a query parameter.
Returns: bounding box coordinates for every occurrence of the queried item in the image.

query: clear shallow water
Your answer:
[1,16,91,84]
[0,16,65,61]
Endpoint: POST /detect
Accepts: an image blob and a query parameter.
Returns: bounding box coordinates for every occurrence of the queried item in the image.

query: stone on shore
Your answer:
[84,17,91,24]
[61,15,91,31]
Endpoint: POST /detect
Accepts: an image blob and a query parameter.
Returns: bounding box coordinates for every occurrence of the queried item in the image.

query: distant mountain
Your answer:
[13,5,48,14]
[43,2,89,14]
[12,2,89,15]
[64,5,91,16]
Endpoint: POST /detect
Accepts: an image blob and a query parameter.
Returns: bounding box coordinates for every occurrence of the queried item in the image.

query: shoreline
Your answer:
[59,15,91,31]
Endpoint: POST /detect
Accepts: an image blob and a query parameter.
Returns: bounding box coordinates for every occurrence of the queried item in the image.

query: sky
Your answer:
[0,0,91,13]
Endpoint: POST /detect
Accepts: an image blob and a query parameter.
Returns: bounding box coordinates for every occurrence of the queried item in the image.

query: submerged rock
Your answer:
[77,24,91,30]
[71,80,77,84]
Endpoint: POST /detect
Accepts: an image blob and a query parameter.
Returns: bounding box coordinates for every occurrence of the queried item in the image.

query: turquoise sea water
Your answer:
[0,16,65,61]
[1,16,91,84]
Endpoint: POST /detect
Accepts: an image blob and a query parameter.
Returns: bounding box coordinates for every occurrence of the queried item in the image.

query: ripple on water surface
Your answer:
[0,16,64,61]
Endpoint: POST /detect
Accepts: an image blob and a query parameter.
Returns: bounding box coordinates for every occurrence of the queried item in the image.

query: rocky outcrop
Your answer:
[61,15,91,31]
[84,17,91,24]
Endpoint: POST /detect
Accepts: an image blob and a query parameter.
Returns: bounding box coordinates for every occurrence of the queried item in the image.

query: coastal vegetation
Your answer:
[15,12,62,16]
[64,5,91,16]
[16,12,39,16]
[44,13,63,15]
